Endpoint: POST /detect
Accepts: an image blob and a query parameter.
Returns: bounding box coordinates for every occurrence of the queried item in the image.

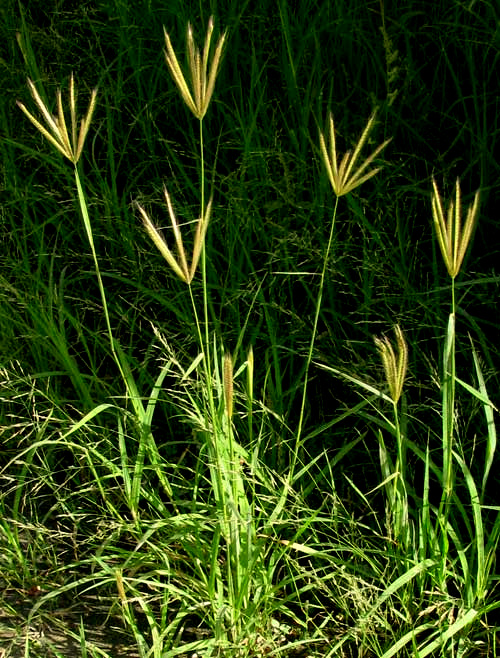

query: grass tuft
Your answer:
[1,1,499,656]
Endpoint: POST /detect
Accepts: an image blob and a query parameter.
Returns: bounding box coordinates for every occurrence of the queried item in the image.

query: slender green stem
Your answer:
[442,279,456,511]
[393,403,409,551]
[437,279,456,584]
[74,165,136,408]
[199,118,211,366]
[191,117,230,542]
[74,165,114,354]
[75,164,176,521]
[74,163,136,409]
[293,196,340,475]
[197,117,216,425]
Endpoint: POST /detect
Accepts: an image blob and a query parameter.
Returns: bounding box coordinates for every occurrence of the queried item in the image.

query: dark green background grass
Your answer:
[0,0,498,545]
[2,0,498,455]
[1,1,500,655]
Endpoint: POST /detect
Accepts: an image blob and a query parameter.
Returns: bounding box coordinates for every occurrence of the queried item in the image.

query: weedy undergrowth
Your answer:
[7,5,500,658]
[315,175,499,657]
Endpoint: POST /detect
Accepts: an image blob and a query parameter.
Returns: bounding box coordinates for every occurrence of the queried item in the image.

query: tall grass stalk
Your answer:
[17,75,176,521]
[432,178,480,581]
[294,111,390,475]
[374,324,409,551]
[138,18,269,647]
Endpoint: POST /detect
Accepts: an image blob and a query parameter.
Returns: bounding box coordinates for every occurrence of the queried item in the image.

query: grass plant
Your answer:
[1,1,500,657]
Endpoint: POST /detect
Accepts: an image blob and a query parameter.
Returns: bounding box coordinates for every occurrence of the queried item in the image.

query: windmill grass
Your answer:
[15,73,177,523]
[127,17,300,652]
[294,111,390,472]
[1,1,500,657]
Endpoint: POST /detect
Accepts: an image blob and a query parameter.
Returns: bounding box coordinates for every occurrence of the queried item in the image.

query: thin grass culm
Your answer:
[136,17,266,649]
[16,77,117,365]
[17,75,179,521]
[15,77,123,373]
[293,113,391,474]
[431,177,480,567]
[431,179,480,506]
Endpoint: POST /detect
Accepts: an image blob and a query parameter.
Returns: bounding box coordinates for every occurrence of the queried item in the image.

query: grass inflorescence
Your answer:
[1,1,500,656]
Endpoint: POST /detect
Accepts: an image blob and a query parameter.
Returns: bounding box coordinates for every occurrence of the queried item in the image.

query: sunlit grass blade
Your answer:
[414,608,477,658]
[467,337,498,500]
[454,452,485,606]
[441,312,455,507]
[360,559,435,624]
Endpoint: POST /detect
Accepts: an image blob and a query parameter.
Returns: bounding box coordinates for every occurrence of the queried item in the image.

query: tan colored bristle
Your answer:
[164,16,226,120]
[431,178,480,279]
[223,352,234,420]
[137,191,212,285]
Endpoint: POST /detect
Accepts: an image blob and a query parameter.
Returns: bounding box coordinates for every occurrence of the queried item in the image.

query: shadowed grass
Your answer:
[1,0,500,656]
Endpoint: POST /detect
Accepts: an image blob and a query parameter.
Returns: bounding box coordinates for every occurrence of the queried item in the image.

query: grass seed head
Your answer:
[17,74,97,165]
[319,111,391,197]
[374,324,408,404]
[164,16,226,120]
[431,177,480,279]
[137,189,213,285]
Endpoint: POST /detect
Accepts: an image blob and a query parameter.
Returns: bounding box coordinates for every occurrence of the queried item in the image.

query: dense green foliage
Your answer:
[1,0,499,656]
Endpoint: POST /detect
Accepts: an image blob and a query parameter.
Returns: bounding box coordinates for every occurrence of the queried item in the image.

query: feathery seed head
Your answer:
[164,16,226,120]
[137,188,212,285]
[223,352,234,420]
[374,324,408,405]
[319,111,391,197]
[431,177,480,279]
[17,74,97,165]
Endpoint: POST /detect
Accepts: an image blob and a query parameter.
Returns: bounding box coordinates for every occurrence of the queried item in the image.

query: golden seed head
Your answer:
[319,111,391,197]
[431,177,480,279]
[164,16,226,120]
[137,189,212,285]
[374,324,408,404]
[17,74,97,165]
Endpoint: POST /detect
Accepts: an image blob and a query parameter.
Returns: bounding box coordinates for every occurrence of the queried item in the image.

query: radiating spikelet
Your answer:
[319,112,391,197]
[223,352,234,420]
[17,74,97,165]
[431,178,480,279]
[164,16,226,120]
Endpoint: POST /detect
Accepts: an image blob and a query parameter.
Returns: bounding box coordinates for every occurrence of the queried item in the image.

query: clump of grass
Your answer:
[2,2,500,658]
[125,16,317,653]
[315,171,498,656]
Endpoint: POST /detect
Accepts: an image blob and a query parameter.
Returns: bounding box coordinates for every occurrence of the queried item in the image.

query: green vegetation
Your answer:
[1,0,499,656]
